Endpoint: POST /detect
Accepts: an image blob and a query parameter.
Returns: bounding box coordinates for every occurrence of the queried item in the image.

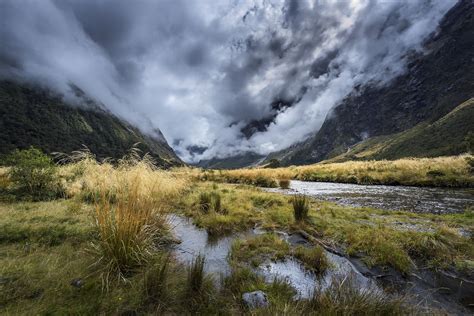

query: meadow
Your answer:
[0,148,473,314]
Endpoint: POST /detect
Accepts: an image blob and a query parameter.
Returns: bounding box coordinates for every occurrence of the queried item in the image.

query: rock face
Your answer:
[267,0,474,166]
[0,81,183,167]
[242,290,269,309]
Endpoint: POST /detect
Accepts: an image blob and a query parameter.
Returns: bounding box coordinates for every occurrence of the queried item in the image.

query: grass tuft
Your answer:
[292,195,309,222]
[279,178,291,189]
[307,276,409,315]
[198,192,212,213]
[293,245,328,274]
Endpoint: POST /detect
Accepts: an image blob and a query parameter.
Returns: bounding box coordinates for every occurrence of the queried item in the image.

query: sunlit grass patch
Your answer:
[0,200,93,245]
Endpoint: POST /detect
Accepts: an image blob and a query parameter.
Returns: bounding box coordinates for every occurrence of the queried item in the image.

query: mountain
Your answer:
[197,152,265,169]
[327,98,474,162]
[267,0,474,166]
[0,81,182,167]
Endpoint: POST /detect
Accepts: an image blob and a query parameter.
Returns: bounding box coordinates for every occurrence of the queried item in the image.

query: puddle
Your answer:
[169,216,375,299]
[259,232,375,299]
[168,214,471,313]
[266,180,473,213]
[169,215,261,276]
[169,215,236,276]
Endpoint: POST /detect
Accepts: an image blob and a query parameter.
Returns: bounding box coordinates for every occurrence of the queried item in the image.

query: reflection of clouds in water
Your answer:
[264,181,472,213]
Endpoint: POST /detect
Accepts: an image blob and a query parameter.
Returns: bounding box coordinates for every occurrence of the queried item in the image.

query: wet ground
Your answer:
[169,215,472,313]
[266,180,473,213]
[169,215,374,298]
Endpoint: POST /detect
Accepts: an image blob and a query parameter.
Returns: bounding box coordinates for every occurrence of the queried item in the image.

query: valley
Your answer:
[0,150,472,314]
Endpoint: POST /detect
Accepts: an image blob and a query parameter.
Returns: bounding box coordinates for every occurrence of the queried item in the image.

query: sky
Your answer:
[0,0,456,162]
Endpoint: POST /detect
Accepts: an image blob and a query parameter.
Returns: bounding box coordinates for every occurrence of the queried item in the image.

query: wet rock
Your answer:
[70,278,84,288]
[242,290,269,309]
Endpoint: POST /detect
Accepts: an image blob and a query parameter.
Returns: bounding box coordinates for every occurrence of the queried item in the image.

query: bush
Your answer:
[5,147,62,200]
[292,195,309,222]
[279,179,290,189]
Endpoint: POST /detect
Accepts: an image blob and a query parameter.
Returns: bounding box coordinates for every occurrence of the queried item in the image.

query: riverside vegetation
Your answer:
[0,147,473,314]
[199,155,474,188]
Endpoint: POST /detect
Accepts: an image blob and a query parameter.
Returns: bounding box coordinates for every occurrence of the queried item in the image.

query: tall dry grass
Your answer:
[57,148,189,284]
[201,155,473,187]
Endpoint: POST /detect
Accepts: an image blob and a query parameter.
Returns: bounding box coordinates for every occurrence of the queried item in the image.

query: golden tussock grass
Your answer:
[56,148,189,284]
[202,155,473,187]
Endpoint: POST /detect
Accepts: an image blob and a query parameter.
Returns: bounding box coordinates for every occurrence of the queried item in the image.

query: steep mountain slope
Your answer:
[328,98,474,162]
[268,0,474,166]
[0,81,182,167]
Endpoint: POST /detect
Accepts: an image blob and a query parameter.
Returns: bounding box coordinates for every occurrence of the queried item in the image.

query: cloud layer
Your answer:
[0,0,456,162]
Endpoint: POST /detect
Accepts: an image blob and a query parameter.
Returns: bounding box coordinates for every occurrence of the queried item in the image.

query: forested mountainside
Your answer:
[0,81,182,167]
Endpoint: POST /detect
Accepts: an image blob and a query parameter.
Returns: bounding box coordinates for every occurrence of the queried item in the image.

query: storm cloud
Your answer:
[0,0,456,162]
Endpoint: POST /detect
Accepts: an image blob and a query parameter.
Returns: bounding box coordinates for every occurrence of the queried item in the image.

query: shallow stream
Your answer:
[266,180,473,213]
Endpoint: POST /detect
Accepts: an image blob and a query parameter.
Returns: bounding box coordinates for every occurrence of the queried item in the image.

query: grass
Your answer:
[292,195,309,222]
[1,149,473,314]
[200,154,474,187]
[199,192,212,213]
[230,234,290,267]
[230,233,330,274]
[179,182,473,274]
[279,178,291,189]
[306,276,409,315]
[293,245,329,274]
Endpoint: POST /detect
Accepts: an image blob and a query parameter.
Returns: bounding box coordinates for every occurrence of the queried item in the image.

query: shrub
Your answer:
[279,178,290,189]
[292,195,309,222]
[5,147,62,200]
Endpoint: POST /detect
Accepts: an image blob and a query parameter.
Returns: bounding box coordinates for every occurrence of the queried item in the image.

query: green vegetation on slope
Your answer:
[332,98,474,162]
[0,81,181,167]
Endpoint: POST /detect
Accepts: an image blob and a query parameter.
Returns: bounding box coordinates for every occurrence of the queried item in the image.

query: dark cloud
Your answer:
[0,0,456,162]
